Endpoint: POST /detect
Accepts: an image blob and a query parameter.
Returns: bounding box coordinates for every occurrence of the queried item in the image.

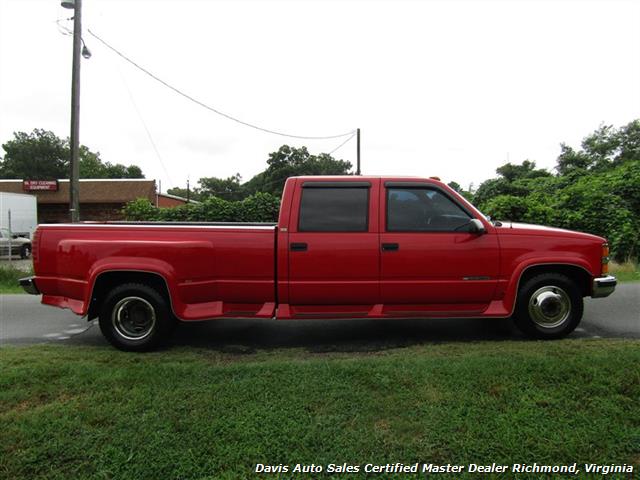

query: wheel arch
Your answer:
[87,270,174,321]
[518,264,592,298]
[502,261,594,317]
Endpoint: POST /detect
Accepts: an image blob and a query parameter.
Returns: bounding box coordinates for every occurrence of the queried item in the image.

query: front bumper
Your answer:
[19,276,40,295]
[592,275,617,298]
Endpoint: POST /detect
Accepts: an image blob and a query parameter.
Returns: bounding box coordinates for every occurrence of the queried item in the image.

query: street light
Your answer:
[61,0,85,222]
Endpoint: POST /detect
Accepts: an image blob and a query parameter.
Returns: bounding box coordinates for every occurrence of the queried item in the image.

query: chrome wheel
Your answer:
[111,296,156,340]
[528,286,571,329]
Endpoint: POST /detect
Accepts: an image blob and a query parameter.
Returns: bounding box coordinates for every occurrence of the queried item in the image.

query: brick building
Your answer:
[0,179,188,223]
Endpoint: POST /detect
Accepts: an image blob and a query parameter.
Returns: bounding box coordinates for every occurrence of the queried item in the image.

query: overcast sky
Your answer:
[1,0,638,191]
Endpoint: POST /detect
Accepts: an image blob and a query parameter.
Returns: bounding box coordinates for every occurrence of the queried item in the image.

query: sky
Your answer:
[0,0,639,192]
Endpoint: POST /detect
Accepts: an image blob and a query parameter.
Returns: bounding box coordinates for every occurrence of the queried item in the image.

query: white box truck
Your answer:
[0,192,38,238]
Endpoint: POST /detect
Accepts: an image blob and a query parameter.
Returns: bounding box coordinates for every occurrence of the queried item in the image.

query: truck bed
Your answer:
[34,222,277,320]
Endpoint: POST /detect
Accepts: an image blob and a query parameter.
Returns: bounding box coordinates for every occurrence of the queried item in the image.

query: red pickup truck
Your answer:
[21,176,616,350]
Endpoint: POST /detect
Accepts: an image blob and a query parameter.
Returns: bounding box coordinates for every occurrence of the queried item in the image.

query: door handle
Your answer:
[290,242,308,252]
[381,243,399,251]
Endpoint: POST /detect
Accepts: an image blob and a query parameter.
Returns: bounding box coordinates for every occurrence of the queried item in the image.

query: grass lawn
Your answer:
[1,340,639,479]
[610,261,640,283]
[0,265,32,294]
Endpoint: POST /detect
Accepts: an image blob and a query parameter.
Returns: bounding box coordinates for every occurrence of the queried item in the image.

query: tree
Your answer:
[0,129,68,179]
[169,145,353,201]
[447,181,474,202]
[556,120,640,173]
[556,143,593,175]
[248,145,353,196]
[198,174,244,201]
[496,160,550,182]
[473,178,529,209]
[616,119,640,164]
[165,187,202,202]
[0,129,145,179]
[581,124,620,169]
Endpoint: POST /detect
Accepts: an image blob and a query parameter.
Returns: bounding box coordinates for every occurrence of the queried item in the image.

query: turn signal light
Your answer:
[601,243,610,274]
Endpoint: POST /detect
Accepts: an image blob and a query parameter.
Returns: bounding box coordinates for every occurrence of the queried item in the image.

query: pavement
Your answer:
[1,283,637,350]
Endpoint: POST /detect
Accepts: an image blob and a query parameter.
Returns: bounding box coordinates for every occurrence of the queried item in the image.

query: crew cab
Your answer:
[20,176,616,350]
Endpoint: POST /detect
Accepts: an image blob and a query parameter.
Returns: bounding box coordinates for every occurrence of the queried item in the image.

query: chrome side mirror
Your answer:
[469,218,486,234]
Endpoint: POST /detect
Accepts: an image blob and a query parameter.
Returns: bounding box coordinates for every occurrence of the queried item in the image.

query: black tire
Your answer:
[98,283,174,351]
[20,244,31,259]
[513,273,583,339]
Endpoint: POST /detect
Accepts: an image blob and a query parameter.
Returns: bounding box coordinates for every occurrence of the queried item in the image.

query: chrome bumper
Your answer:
[19,276,40,295]
[592,275,617,298]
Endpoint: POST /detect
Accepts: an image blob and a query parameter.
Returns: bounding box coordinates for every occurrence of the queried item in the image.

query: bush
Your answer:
[122,193,280,224]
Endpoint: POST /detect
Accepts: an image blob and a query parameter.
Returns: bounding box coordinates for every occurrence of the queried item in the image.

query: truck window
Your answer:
[299,187,369,232]
[387,187,471,232]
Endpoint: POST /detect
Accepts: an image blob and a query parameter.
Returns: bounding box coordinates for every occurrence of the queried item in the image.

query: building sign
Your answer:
[23,180,59,191]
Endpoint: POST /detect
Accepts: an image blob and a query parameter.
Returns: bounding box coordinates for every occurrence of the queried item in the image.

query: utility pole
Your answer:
[7,210,12,266]
[356,128,361,175]
[67,0,83,222]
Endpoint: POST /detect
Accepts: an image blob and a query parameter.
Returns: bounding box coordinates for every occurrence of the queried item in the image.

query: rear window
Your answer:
[299,187,369,232]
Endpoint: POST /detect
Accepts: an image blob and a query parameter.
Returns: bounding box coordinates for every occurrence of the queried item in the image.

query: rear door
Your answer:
[380,182,499,314]
[287,180,380,311]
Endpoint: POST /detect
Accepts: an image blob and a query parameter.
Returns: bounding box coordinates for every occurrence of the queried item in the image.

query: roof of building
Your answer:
[0,179,156,204]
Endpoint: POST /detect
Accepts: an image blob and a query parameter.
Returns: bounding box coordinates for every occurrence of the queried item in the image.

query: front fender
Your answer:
[501,257,595,316]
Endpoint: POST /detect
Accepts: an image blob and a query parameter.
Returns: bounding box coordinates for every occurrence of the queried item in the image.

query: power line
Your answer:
[328,131,357,155]
[87,29,356,141]
[116,65,175,188]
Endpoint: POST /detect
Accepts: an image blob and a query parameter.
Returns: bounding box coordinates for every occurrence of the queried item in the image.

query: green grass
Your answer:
[0,265,32,293]
[610,261,640,283]
[1,340,639,479]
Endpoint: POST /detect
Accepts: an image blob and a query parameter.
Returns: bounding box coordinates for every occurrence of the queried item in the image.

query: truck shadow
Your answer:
[168,317,524,353]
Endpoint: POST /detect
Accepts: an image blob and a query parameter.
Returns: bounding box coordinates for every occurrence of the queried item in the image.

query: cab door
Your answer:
[287,180,380,312]
[379,182,499,314]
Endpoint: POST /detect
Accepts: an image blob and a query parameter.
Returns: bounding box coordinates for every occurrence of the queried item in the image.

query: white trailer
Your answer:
[0,192,38,238]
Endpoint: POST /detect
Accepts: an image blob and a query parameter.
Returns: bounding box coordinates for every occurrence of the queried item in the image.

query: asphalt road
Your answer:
[0,283,638,350]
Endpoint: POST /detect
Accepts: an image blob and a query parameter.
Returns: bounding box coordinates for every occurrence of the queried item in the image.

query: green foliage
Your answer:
[198,174,245,201]
[447,181,474,202]
[556,120,640,174]
[173,145,353,202]
[121,198,159,221]
[0,129,145,179]
[256,145,352,196]
[473,120,640,262]
[495,160,551,182]
[123,192,280,223]
[473,178,530,207]
[165,187,202,202]
[0,129,67,179]
[0,266,33,293]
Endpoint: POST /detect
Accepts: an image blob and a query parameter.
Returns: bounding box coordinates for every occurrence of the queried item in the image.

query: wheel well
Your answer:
[87,271,172,320]
[518,264,592,297]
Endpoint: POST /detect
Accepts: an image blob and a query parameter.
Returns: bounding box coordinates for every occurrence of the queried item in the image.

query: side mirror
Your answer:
[469,218,486,234]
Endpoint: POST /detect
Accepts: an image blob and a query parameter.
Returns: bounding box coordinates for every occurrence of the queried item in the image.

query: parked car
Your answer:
[0,228,32,259]
[20,176,616,351]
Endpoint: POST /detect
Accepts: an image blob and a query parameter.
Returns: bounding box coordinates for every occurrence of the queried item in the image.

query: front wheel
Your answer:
[99,283,174,351]
[20,244,31,259]
[513,273,583,339]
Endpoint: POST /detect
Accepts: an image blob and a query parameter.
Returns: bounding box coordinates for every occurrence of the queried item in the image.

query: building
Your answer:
[156,192,192,208]
[0,179,189,223]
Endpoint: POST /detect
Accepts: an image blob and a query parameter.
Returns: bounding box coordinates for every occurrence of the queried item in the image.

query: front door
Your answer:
[380,183,499,315]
